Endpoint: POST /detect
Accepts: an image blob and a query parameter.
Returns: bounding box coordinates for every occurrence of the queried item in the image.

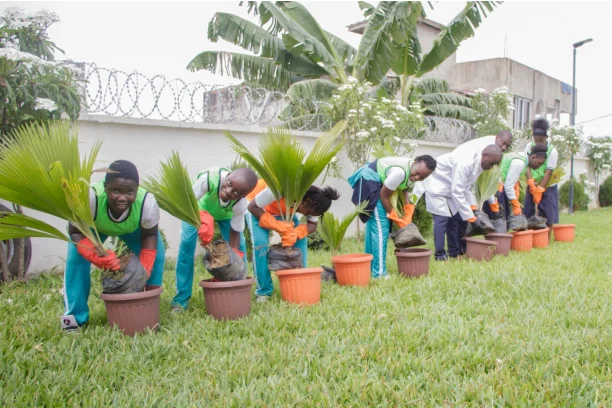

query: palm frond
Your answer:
[285,79,338,102]
[0,212,70,241]
[141,151,200,229]
[0,121,104,250]
[318,201,368,254]
[475,166,502,209]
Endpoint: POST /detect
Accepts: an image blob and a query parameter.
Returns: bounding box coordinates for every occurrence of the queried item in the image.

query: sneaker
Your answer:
[256,296,269,303]
[60,315,79,332]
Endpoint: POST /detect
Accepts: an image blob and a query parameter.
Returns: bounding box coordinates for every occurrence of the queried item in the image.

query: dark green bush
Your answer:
[559,180,589,211]
[599,176,612,207]
[413,197,433,237]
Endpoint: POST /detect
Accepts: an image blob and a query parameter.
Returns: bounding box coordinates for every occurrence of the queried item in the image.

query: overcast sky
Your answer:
[2,1,609,136]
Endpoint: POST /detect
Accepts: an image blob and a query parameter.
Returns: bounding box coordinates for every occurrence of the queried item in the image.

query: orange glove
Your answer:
[232,248,244,258]
[510,199,522,215]
[279,229,298,247]
[467,216,477,223]
[497,182,504,193]
[527,178,536,195]
[490,202,500,213]
[294,224,309,240]
[139,249,156,277]
[402,204,415,224]
[514,182,520,200]
[470,205,479,211]
[76,238,120,271]
[387,209,409,229]
[532,186,546,204]
[258,212,293,234]
[197,210,215,246]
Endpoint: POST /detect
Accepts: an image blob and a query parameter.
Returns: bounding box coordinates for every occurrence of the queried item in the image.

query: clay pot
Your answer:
[484,233,513,256]
[276,268,323,305]
[511,230,533,252]
[331,253,373,287]
[465,237,497,261]
[532,227,550,248]
[199,277,254,320]
[395,248,431,278]
[100,285,162,336]
[553,224,575,242]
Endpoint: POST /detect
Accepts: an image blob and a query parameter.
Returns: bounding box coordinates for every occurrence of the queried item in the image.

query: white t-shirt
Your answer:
[192,169,248,232]
[254,187,319,222]
[384,167,408,191]
[89,188,160,229]
[524,141,558,186]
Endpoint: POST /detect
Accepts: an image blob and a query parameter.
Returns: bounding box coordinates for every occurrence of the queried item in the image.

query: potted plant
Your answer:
[141,152,254,320]
[0,121,161,336]
[225,121,346,305]
[318,202,370,287]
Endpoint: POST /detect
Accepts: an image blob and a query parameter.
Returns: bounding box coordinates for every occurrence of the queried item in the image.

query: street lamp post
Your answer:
[569,38,592,214]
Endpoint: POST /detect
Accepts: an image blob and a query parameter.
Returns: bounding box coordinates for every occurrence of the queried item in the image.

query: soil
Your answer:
[208,242,230,269]
[271,245,301,256]
[100,254,129,280]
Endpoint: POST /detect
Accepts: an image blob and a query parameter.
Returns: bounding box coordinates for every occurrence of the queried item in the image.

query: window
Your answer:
[513,96,531,129]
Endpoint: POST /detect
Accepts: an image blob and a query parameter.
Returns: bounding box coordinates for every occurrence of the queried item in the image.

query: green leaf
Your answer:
[285,79,338,101]
[0,212,70,241]
[358,1,376,18]
[475,166,502,209]
[187,51,293,91]
[318,201,368,254]
[141,151,201,230]
[422,103,477,122]
[417,1,501,77]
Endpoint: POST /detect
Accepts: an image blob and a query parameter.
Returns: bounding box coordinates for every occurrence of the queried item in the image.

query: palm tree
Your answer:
[189,1,499,120]
[318,202,367,256]
[223,120,347,222]
[474,166,502,210]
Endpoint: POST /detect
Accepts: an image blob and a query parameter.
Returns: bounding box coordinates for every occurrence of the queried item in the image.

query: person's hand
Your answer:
[402,204,415,224]
[76,238,120,270]
[497,182,504,193]
[232,248,244,258]
[514,182,520,200]
[258,212,293,234]
[294,224,309,240]
[470,205,479,211]
[533,186,546,205]
[467,216,477,223]
[197,210,215,246]
[527,178,537,195]
[139,249,156,277]
[387,209,409,229]
[490,202,500,213]
[510,199,522,215]
[279,229,298,247]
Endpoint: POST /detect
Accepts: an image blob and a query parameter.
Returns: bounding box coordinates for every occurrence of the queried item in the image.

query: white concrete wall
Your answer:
[5,114,593,275]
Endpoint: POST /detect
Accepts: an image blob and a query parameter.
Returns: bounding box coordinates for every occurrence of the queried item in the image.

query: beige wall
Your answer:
[415,23,457,81]
[5,114,593,275]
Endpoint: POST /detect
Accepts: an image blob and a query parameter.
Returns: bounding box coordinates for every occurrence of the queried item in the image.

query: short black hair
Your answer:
[532,118,549,137]
[302,186,340,215]
[105,160,139,184]
[529,142,548,159]
[414,154,436,171]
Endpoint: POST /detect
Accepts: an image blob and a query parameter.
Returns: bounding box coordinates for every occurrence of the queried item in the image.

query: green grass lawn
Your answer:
[2,209,612,406]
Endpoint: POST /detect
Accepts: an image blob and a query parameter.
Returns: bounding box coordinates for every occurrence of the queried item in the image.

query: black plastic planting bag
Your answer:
[101,253,148,294]
[491,218,508,233]
[465,211,496,237]
[507,214,528,231]
[528,214,547,230]
[321,265,337,282]
[390,223,427,248]
[203,240,247,281]
[269,245,303,271]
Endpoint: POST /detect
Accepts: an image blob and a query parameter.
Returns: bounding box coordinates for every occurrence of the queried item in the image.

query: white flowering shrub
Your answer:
[585,135,612,204]
[0,7,81,136]
[325,78,425,170]
[549,120,585,167]
[471,87,513,137]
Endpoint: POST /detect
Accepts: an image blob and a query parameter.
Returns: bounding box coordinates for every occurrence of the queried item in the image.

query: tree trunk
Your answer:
[0,243,10,283]
[15,205,25,279]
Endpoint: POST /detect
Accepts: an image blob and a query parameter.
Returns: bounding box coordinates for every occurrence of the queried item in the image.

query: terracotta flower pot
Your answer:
[553,224,575,242]
[331,253,373,287]
[276,268,323,305]
[395,248,431,278]
[532,227,550,248]
[511,230,533,252]
[484,233,513,256]
[199,277,254,320]
[465,237,497,261]
[100,285,162,336]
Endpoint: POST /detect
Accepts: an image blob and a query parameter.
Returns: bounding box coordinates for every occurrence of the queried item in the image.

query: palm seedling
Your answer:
[474,165,502,211]
[317,201,367,256]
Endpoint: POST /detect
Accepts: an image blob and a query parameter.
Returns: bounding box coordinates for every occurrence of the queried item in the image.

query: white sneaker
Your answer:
[256,296,269,303]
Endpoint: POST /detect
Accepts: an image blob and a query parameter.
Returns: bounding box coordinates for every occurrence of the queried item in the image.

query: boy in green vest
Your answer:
[60,160,165,331]
[172,167,258,311]
[349,155,437,278]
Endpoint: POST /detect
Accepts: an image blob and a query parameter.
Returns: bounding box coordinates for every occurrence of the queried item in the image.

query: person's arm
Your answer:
[139,195,161,275]
[538,148,557,188]
[451,160,477,221]
[380,167,405,214]
[248,188,295,246]
[248,188,276,220]
[504,162,524,201]
[379,186,396,215]
[228,199,248,249]
[192,172,209,201]
[140,225,158,250]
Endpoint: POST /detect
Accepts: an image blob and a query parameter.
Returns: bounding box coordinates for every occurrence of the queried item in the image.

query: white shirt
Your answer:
[89,188,160,229]
[384,167,408,191]
[254,187,319,222]
[452,136,496,159]
[524,141,559,186]
[192,169,247,232]
[504,153,527,200]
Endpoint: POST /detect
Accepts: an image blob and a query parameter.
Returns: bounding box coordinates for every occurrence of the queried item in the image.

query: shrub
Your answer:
[413,198,433,237]
[559,180,589,211]
[599,176,612,207]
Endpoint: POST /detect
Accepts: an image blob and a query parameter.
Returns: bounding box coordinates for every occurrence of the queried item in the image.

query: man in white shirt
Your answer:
[414,145,503,260]
[453,130,513,158]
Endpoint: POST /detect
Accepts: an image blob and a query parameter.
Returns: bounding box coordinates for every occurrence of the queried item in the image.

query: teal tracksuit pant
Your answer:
[365,199,391,278]
[172,219,246,309]
[246,213,307,297]
[63,229,166,326]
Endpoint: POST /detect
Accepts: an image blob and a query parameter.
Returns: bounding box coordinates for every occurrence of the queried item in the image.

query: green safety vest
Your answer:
[529,142,555,182]
[501,152,528,182]
[196,167,237,220]
[92,180,147,237]
[376,157,414,191]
